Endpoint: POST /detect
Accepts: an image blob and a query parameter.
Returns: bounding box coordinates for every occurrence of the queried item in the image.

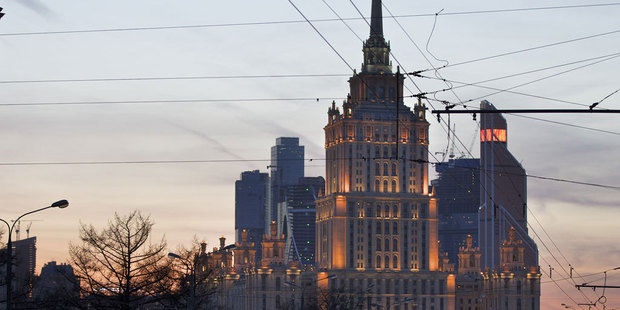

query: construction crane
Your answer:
[11,220,43,240]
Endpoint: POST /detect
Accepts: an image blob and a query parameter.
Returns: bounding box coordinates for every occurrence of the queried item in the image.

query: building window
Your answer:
[375,163,380,175]
[385,255,390,268]
[393,222,398,234]
[383,163,388,176]
[383,180,388,192]
[391,163,397,176]
[391,180,396,193]
[393,255,398,268]
[384,205,390,217]
[393,239,398,251]
[376,255,382,268]
[384,239,390,251]
[377,238,382,251]
[393,205,398,217]
[375,180,380,192]
[384,222,390,234]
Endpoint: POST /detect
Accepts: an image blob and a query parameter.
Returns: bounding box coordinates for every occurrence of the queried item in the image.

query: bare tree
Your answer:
[165,238,220,310]
[69,210,172,310]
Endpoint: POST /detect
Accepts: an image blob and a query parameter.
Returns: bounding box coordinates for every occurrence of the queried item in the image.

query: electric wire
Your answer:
[1,4,618,37]
[0,73,350,85]
[418,28,620,72]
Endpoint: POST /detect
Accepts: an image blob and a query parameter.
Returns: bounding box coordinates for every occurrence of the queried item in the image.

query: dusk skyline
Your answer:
[1,0,619,308]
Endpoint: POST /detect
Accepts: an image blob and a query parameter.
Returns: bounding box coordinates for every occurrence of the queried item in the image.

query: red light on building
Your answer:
[480,129,507,142]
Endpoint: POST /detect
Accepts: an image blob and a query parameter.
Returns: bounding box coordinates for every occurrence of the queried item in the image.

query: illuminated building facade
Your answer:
[455,231,541,310]
[478,100,538,270]
[315,0,455,308]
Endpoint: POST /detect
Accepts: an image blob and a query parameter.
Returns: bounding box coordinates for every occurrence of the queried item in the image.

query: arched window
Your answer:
[383,180,388,193]
[384,222,390,235]
[393,222,398,234]
[375,180,380,192]
[384,238,390,251]
[376,223,381,234]
[393,239,398,251]
[391,163,397,176]
[385,255,390,268]
[376,238,382,251]
[391,180,396,193]
[383,163,388,176]
[393,205,398,217]
[393,255,398,268]
[375,163,380,175]
[376,206,381,217]
[376,256,382,268]
[384,205,390,217]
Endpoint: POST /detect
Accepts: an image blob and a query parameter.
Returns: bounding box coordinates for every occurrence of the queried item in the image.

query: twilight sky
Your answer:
[0,0,619,308]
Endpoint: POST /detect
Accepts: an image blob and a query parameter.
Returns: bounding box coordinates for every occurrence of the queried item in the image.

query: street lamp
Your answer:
[1,199,69,310]
[284,274,336,310]
[168,252,197,310]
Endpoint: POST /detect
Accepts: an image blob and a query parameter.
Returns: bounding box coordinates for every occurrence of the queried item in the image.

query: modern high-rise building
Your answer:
[235,170,269,263]
[478,100,538,269]
[278,176,325,266]
[315,1,455,308]
[12,236,37,298]
[433,158,480,269]
[269,137,305,224]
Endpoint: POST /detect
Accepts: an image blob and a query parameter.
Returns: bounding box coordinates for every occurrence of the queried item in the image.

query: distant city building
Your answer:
[13,236,37,299]
[314,1,455,308]
[235,170,269,263]
[433,158,480,269]
[33,261,79,306]
[278,176,325,266]
[269,137,305,225]
[479,100,538,269]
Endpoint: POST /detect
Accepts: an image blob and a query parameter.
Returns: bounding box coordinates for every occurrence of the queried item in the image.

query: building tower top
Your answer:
[370,0,383,39]
[362,0,391,74]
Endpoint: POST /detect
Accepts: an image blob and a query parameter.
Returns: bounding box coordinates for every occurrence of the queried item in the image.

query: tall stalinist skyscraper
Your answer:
[315,0,455,308]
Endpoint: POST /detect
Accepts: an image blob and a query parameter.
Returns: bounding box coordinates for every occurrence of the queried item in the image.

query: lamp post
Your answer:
[0,199,69,310]
[285,274,336,310]
[168,252,197,310]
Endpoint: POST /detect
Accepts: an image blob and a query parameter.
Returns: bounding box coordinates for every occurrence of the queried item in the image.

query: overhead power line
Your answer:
[1,4,618,37]
[0,73,349,85]
[0,97,347,107]
[416,29,620,72]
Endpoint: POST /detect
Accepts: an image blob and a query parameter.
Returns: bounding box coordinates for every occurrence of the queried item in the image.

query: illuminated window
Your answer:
[391,163,397,176]
[375,163,380,176]
[393,255,398,269]
[392,205,398,217]
[480,129,507,142]
[376,256,382,268]
[385,255,390,268]
[391,180,396,193]
[383,180,388,193]
[384,205,390,217]
[375,180,380,192]
[383,163,388,176]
